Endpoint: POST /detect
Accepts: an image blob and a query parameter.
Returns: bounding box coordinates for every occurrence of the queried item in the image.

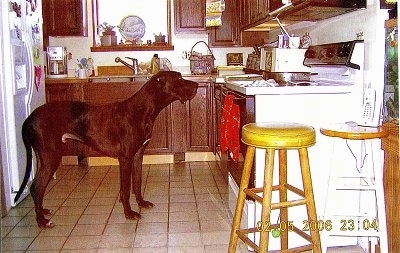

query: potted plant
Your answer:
[98,22,117,46]
[383,24,398,125]
[153,32,166,45]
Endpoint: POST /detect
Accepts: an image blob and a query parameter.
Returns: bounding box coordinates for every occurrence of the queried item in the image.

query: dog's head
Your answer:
[150,71,198,103]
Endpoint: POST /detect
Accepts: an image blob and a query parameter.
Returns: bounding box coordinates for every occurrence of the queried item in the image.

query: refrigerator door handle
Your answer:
[23,30,35,114]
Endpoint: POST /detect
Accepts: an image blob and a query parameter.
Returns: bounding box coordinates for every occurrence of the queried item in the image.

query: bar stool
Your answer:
[228,122,322,253]
[320,123,389,253]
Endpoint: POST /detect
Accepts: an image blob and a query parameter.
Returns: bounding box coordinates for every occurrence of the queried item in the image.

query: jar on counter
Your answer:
[301,32,312,49]
[150,54,160,74]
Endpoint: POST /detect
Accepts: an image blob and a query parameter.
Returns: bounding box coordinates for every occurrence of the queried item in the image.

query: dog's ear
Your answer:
[155,75,168,86]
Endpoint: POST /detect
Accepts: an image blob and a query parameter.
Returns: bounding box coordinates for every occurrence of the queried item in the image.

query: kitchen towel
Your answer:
[220,94,240,162]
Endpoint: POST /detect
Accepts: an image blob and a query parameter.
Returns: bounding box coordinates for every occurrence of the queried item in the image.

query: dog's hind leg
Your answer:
[133,146,154,209]
[30,151,61,228]
[119,157,141,220]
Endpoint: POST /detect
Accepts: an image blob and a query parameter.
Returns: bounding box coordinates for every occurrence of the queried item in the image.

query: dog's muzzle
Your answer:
[179,81,198,103]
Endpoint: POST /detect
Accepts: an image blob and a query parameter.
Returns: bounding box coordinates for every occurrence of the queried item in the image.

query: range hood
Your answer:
[245,0,366,31]
[271,0,367,21]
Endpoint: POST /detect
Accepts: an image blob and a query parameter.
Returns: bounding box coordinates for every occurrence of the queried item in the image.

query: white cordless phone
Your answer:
[358,86,379,127]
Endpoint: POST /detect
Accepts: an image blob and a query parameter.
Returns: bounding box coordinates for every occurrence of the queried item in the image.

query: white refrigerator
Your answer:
[0,0,46,211]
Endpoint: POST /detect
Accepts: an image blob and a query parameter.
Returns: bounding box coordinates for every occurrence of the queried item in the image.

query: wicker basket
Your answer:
[189,41,215,75]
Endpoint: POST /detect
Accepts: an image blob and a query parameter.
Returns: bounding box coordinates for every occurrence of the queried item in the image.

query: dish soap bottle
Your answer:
[150,54,160,74]
[301,32,312,49]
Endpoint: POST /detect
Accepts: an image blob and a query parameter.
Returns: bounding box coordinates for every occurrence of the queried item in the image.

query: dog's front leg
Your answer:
[133,146,154,209]
[118,157,141,220]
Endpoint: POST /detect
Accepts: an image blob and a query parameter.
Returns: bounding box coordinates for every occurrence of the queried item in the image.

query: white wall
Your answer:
[48,0,254,76]
[271,0,388,93]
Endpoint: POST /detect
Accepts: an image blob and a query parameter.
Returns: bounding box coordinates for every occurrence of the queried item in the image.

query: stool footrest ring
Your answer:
[244,186,308,209]
[236,225,314,253]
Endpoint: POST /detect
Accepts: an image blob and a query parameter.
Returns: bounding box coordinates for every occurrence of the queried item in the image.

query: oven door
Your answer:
[220,85,255,188]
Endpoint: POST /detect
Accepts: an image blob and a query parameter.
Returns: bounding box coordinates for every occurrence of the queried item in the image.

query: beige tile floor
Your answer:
[2,161,365,252]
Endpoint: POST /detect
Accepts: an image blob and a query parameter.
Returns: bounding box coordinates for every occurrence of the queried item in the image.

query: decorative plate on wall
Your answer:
[119,15,146,41]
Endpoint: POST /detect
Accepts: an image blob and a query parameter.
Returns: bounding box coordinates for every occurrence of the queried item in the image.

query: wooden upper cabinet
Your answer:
[174,0,207,33]
[239,0,252,28]
[250,0,269,24]
[269,0,284,12]
[208,0,239,47]
[42,0,88,37]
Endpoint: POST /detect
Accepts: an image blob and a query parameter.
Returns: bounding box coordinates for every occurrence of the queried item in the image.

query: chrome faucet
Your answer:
[115,57,138,75]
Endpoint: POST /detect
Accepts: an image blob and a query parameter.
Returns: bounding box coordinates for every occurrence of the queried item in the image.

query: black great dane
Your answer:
[14,71,198,228]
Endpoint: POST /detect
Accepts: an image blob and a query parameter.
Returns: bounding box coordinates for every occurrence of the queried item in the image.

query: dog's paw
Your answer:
[43,208,53,216]
[124,210,141,220]
[138,200,154,209]
[38,219,55,229]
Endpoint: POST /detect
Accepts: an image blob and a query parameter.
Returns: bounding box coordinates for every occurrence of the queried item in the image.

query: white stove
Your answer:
[225,40,365,96]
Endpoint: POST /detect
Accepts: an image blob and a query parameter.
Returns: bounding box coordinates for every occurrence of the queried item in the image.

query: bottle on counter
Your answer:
[150,54,160,74]
[301,32,312,49]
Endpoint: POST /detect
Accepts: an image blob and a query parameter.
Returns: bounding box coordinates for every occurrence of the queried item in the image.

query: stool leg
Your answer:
[279,149,288,250]
[298,148,322,253]
[259,148,275,253]
[228,146,256,253]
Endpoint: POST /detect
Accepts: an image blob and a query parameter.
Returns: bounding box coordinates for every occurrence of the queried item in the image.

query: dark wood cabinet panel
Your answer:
[250,0,269,23]
[213,84,222,154]
[83,83,138,104]
[174,0,267,47]
[269,0,284,11]
[186,83,213,151]
[208,0,268,47]
[42,0,88,38]
[174,0,206,33]
[239,0,252,28]
[45,83,82,102]
[239,0,270,46]
[208,0,239,47]
[146,107,173,153]
[45,83,86,156]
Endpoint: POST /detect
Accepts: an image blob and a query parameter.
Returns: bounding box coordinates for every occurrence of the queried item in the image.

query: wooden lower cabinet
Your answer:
[382,122,399,253]
[45,78,213,158]
[45,82,83,102]
[185,82,213,151]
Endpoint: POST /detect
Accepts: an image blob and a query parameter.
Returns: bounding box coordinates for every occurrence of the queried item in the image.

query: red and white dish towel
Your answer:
[220,94,240,162]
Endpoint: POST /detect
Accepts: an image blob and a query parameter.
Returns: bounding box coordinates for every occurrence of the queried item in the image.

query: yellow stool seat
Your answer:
[242,122,316,149]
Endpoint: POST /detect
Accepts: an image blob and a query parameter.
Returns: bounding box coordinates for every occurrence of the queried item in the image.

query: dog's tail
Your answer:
[14,119,34,203]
